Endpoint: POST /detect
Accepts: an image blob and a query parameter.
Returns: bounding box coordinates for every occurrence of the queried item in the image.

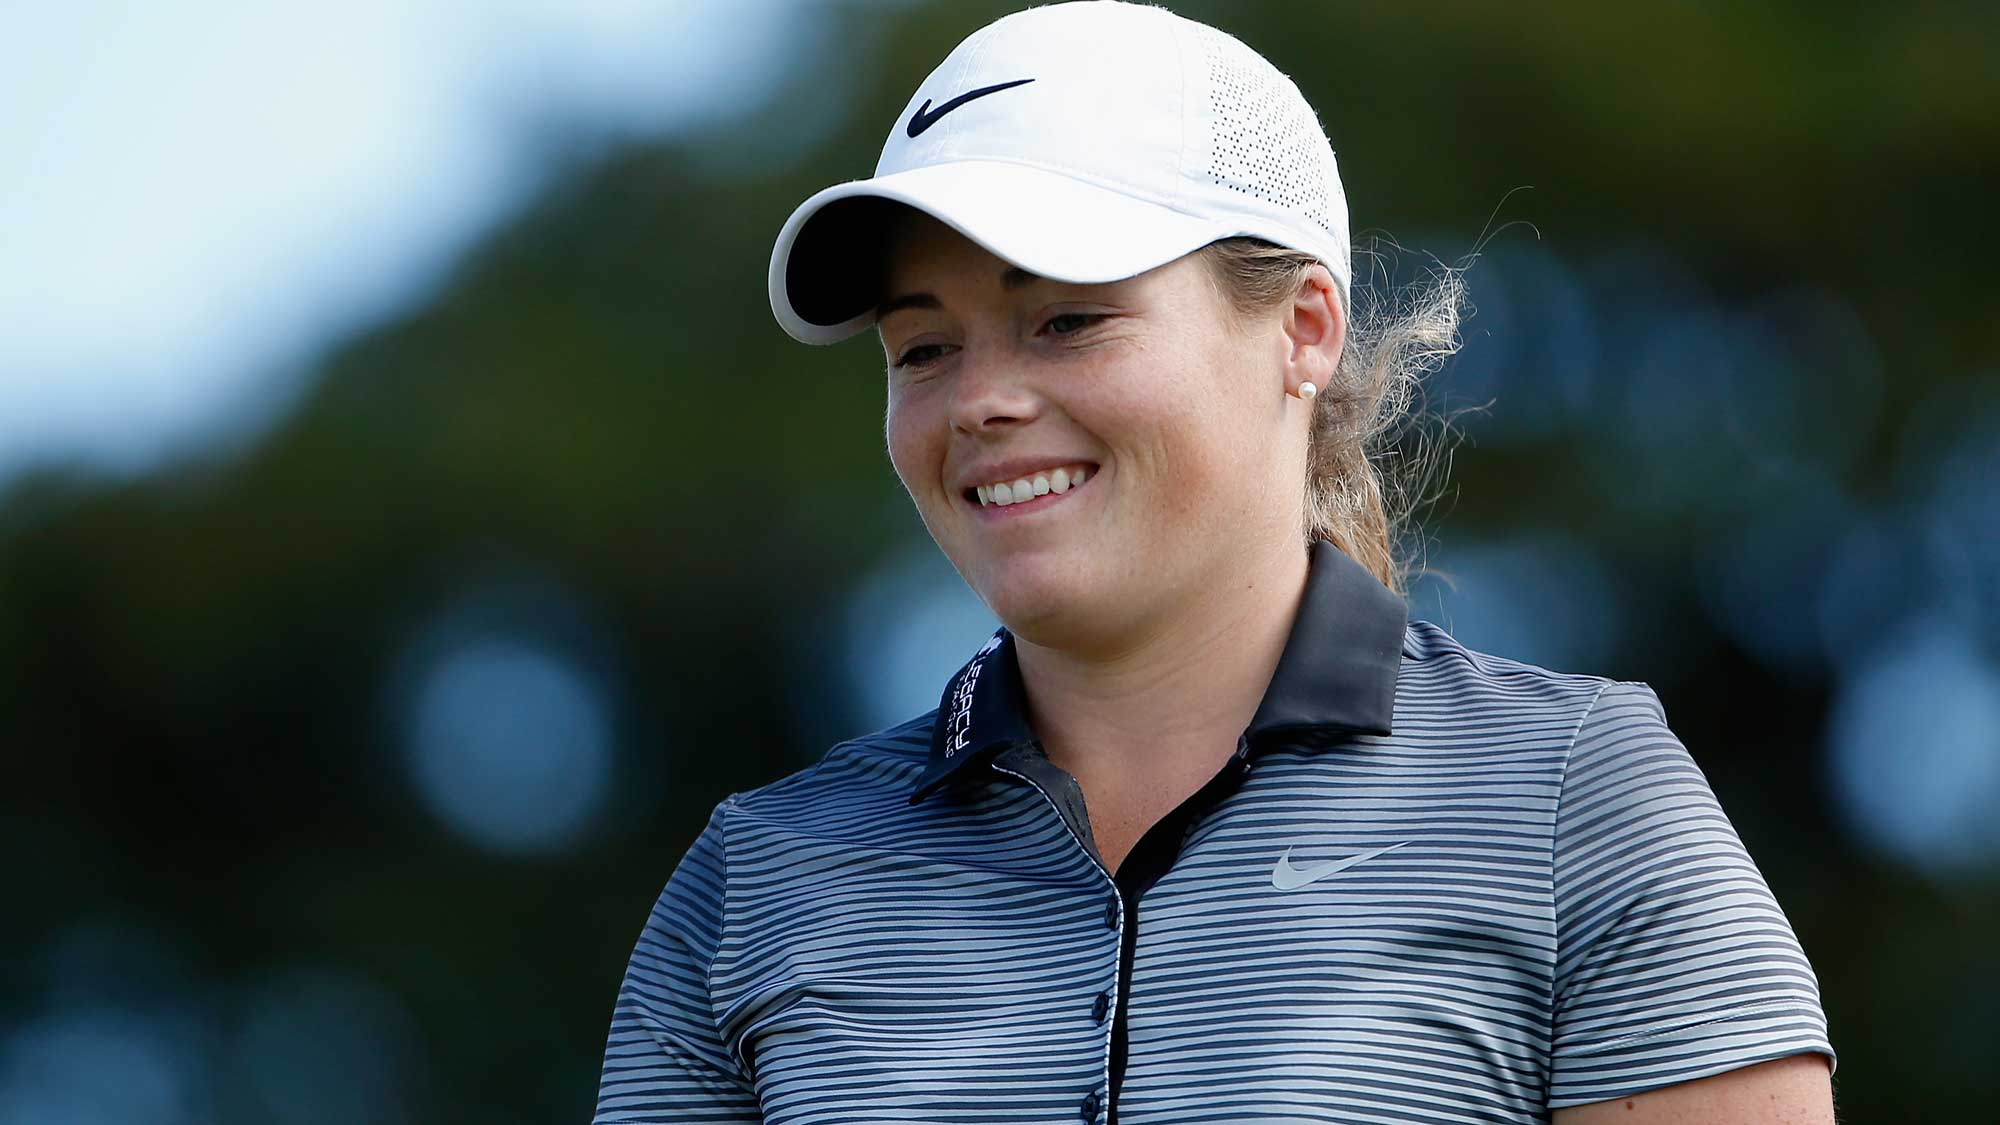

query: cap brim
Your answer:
[769,160,1237,345]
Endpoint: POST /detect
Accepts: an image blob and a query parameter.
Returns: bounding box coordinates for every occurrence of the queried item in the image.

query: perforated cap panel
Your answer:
[1196,24,1336,237]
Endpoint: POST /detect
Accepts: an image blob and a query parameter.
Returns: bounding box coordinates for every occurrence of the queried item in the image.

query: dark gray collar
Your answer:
[909,540,1407,804]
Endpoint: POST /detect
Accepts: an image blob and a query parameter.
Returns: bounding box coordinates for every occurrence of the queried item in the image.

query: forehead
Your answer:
[875,211,1064,322]
[881,210,1015,285]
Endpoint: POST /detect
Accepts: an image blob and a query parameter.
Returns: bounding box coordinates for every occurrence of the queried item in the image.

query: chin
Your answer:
[965,552,1089,634]
[981,569,1153,659]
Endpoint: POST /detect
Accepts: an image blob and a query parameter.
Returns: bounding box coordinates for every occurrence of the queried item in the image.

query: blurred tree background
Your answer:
[2,1,1996,1121]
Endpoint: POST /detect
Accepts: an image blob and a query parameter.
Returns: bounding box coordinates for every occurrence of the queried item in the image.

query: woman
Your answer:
[594,3,1837,1121]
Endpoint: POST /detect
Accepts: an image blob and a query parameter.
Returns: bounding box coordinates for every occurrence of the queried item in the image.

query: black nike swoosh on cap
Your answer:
[906,78,1035,138]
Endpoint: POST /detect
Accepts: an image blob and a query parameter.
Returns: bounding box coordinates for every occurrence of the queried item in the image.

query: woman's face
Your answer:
[878,213,1316,650]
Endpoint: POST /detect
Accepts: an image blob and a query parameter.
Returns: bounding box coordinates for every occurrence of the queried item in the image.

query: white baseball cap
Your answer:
[768,0,1352,345]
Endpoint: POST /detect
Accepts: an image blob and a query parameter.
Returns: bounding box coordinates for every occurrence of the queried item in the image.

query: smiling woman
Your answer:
[592,3,1837,1123]
[875,209,1321,652]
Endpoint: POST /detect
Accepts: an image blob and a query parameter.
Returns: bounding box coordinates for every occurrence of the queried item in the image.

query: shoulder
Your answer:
[643,712,940,935]
[722,708,940,823]
[1397,617,1626,734]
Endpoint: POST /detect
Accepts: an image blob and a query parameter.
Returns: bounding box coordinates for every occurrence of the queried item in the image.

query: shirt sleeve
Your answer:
[1546,681,1836,1109]
[594,796,763,1124]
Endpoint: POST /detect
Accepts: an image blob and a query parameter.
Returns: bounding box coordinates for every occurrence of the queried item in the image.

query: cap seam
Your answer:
[1169,15,1195,212]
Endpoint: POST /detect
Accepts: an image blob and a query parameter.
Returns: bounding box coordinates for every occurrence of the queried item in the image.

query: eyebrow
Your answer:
[876,267,1043,320]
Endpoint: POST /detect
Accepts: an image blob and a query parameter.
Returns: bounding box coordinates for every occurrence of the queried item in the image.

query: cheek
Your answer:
[1130,374,1266,528]
[884,392,942,495]
[1113,344,1246,481]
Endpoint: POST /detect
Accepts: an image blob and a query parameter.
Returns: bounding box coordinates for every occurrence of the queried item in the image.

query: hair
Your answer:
[1198,237,1471,597]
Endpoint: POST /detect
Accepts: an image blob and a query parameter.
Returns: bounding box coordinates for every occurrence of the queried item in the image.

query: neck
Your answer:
[1012,536,1310,783]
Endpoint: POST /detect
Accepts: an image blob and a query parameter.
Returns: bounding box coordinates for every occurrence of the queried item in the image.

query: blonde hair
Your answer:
[1198,237,1471,597]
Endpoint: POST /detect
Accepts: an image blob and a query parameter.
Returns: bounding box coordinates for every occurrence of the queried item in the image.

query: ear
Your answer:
[1281,264,1345,395]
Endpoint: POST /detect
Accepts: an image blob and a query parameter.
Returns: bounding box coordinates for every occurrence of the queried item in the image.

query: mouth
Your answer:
[961,462,1099,515]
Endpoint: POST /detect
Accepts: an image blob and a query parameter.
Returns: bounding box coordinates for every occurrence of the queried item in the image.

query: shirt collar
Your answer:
[909,540,1407,804]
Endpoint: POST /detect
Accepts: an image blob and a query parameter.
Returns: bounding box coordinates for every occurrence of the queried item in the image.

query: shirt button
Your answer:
[1092,991,1112,1022]
[1104,900,1119,929]
[1081,1091,1101,1120]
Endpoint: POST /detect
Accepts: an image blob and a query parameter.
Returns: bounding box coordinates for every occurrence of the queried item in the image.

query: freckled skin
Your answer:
[876,213,1307,657]
[1551,1053,1834,1123]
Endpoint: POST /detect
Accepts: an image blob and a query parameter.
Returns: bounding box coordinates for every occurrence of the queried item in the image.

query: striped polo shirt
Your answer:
[594,540,1836,1123]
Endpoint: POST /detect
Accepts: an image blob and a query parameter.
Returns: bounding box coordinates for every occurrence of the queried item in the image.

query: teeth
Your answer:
[971,463,1094,507]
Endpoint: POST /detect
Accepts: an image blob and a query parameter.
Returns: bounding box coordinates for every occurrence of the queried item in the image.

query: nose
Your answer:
[947,343,1042,436]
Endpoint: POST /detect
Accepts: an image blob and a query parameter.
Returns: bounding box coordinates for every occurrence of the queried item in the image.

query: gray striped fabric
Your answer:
[595,557,1835,1122]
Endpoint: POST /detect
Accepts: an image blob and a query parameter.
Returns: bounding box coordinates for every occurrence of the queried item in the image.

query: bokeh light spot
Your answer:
[1410,533,1626,675]
[843,543,1000,733]
[0,1008,204,1125]
[405,635,612,855]
[1826,614,2000,879]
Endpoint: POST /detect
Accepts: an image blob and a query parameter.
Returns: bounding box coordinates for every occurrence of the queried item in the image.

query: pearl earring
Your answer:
[1299,381,1318,401]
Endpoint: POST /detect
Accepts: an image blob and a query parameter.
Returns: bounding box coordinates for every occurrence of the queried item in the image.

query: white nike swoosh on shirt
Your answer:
[1270,840,1411,890]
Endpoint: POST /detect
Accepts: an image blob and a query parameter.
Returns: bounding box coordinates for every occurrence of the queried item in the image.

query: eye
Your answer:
[893,343,953,370]
[1042,312,1105,336]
